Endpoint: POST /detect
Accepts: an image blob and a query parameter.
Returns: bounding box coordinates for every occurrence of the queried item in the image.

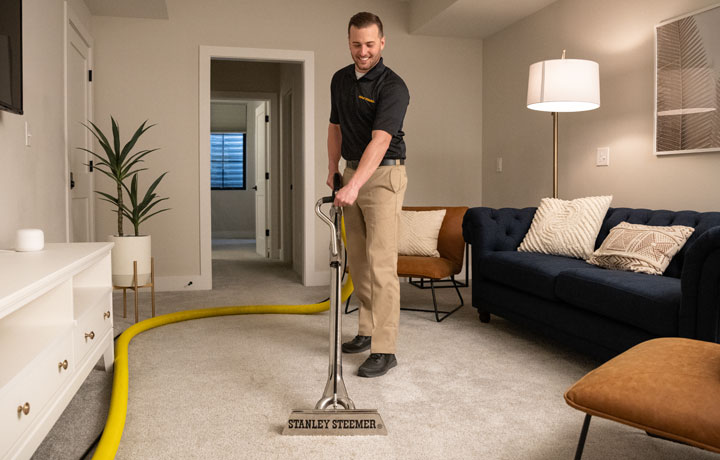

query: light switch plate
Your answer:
[596,147,609,166]
[496,157,503,172]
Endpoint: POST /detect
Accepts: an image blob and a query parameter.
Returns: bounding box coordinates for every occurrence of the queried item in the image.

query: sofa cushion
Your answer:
[555,268,681,336]
[479,251,594,301]
[397,255,456,279]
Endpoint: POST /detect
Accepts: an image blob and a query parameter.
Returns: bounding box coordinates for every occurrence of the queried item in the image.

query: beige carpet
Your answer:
[32,240,718,460]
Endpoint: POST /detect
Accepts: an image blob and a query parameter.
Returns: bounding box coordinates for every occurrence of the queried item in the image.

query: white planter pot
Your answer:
[109,235,152,287]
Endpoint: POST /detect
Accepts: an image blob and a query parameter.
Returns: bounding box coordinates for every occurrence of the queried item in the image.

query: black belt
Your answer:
[346,158,405,169]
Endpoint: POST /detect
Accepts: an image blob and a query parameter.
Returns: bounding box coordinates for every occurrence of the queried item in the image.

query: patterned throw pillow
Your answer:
[587,222,694,275]
[398,210,446,257]
[518,196,613,259]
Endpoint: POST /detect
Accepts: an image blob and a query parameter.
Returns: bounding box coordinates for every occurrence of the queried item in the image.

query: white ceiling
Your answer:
[83,0,556,39]
[409,0,558,39]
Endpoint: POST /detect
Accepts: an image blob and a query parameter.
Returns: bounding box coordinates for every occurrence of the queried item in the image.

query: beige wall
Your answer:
[210,102,247,132]
[483,0,720,211]
[90,0,483,284]
[0,0,91,249]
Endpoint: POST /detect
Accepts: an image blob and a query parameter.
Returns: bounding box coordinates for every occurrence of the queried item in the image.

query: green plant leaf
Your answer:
[120,121,156,162]
[111,117,121,161]
[139,197,170,218]
[84,121,111,152]
[139,208,171,225]
[82,122,117,170]
[138,172,168,208]
[121,148,159,176]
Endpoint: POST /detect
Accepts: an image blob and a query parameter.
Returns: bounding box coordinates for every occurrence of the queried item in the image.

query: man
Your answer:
[327,12,409,378]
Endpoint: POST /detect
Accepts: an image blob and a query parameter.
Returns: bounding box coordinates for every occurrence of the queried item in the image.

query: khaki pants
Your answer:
[343,165,407,354]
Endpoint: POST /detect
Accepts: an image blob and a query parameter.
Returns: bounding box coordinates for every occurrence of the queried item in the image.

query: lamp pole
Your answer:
[553,112,558,198]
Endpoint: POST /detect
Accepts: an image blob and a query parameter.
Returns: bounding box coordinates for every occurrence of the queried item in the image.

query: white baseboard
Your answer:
[154,269,329,292]
[154,270,469,292]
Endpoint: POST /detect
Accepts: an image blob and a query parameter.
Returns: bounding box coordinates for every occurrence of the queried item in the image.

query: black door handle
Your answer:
[252,185,258,190]
[70,172,75,189]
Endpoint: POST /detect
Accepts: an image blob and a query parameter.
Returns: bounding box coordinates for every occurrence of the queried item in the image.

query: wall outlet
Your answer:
[496,157,503,172]
[596,147,609,166]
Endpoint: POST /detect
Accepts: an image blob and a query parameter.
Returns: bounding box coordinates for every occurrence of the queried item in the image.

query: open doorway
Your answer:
[207,58,303,281]
[199,47,316,290]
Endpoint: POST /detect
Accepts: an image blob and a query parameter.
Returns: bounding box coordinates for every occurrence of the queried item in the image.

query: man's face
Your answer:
[348,25,385,73]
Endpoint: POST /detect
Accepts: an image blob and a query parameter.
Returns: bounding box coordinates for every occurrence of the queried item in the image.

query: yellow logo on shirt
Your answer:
[358,95,375,103]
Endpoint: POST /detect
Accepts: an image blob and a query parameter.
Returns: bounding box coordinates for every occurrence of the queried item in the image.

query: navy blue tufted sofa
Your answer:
[462,207,720,361]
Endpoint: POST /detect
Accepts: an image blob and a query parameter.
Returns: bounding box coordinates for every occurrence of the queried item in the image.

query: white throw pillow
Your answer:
[517,195,613,260]
[398,210,446,257]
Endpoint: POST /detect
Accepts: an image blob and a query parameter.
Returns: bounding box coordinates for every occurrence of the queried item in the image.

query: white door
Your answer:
[67,20,94,242]
[254,103,269,257]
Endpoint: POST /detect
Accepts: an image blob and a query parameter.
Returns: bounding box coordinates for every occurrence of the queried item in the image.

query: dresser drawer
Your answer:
[0,332,74,457]
[74,301,112,364]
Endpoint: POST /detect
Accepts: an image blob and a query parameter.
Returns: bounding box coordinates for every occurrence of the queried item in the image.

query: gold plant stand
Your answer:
[113,258,155,323]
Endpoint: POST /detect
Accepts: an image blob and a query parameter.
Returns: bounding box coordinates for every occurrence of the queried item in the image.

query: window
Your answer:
[211,132,246,190]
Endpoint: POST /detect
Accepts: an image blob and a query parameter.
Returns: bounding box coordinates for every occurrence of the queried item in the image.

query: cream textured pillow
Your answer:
[587,222,694,275]
[518,195,613,259]
[398,210,446,257]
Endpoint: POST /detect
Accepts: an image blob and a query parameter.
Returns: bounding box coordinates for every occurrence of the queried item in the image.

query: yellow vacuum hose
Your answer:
[92,218,352,459]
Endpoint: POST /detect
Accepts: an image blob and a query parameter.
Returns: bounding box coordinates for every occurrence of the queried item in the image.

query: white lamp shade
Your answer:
[527,59,600,112]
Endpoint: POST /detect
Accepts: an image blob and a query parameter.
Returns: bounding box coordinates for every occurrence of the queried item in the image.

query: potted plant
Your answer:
[81,117,170,287]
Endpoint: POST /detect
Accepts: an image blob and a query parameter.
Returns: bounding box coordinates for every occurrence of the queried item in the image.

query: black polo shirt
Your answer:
[329,58,409,161]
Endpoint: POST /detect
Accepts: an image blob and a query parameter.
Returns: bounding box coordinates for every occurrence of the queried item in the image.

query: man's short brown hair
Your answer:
[348,12,384,37]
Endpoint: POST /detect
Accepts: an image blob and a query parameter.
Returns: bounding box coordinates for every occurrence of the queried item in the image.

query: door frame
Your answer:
[199,46,315,289]
[280,89,294,264]
[64,2,94,242]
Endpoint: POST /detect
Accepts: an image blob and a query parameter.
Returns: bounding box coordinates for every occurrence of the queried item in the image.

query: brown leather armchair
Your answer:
[397,206,469,322]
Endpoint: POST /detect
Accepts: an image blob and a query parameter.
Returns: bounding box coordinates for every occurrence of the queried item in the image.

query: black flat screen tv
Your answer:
[0,0,23,115]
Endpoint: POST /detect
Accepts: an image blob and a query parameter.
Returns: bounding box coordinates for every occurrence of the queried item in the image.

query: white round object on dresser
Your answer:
[15,228,44,252]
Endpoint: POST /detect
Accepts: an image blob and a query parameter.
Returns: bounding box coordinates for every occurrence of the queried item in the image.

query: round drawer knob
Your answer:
[17,402,30,416]
[104,311,111,319]
[85,331,95,341]
[58,359,68,371]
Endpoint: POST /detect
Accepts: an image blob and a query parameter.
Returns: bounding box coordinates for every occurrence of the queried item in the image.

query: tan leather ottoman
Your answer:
[564,338,720,459]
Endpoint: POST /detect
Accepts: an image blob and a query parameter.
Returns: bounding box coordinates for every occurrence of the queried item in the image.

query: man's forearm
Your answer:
[328,124,342,173]
[346,132,391,191]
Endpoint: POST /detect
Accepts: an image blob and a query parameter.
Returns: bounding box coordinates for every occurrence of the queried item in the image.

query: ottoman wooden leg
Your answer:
[574,414,592,460]
[479,311,490,323]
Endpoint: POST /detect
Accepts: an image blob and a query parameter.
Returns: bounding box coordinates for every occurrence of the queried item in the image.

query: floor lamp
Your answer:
[527,51,600,198]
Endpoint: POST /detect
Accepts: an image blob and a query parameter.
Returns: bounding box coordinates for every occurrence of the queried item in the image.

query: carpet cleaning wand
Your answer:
[283,173,386,436]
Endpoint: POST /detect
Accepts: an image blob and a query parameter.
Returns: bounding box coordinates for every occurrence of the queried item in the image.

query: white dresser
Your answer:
[0,243,114,460]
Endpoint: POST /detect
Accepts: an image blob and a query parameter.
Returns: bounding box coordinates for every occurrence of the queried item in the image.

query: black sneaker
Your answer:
[342,335,371,353]
[358,353,397,378]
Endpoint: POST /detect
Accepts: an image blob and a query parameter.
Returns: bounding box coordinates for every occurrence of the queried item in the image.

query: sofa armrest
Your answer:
[462,207,536,255]
[680,226,720,342]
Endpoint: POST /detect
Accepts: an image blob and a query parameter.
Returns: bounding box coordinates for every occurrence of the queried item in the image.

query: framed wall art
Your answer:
[655,3,720,155]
